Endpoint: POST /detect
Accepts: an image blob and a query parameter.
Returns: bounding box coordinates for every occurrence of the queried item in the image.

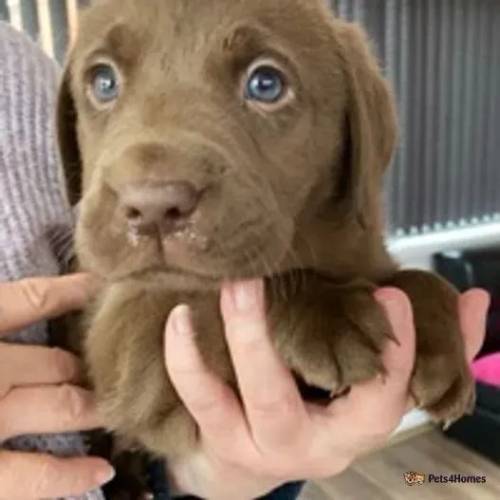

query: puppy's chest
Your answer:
[85,284,233,380]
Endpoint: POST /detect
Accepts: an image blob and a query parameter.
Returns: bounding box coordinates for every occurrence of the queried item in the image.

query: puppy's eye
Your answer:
[90,64,120,104]
[245,66,286,104]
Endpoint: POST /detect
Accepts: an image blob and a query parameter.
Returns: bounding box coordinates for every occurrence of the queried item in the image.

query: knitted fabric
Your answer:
[0,21,104,500]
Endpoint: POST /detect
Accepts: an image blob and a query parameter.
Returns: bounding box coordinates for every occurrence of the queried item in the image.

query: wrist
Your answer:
[168,451,279,500]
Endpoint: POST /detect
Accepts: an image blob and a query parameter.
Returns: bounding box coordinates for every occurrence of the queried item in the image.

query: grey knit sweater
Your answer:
[0,22,104,500]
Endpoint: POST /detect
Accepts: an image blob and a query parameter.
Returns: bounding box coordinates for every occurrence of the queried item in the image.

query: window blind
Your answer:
[331,0,500,236]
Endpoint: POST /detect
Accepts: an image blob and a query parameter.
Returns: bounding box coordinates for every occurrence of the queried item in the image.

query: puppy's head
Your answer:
[58,0,396,288]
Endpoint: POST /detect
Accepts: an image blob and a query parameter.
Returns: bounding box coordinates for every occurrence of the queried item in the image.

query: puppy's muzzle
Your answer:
[120,181,201,235]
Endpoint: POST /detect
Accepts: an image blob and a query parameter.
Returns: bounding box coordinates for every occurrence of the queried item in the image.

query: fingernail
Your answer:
[96,465,115,485]
[477,289,491,314]
[70,273,102,304]
[375,289,410,323]
[172,304,194,336]
[228,280,262,312]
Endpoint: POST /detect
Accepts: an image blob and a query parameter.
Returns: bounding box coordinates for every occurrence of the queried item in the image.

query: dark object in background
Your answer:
[444,383,500,464]
[435,247,500,465]
[435,248,500,357]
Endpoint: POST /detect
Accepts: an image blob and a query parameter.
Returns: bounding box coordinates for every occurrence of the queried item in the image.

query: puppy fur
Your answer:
[57,0,474,461]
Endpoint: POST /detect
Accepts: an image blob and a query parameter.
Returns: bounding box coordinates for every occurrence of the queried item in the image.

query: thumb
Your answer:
[459,289,490,362]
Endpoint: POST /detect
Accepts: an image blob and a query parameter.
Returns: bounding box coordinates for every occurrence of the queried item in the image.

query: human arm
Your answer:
[165,281,488,499]
[0,274,115,499]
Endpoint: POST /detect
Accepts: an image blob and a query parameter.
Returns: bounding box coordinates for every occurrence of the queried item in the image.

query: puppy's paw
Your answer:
[386,269,476,427]
[411,350,475,427]
[273,285,392,395]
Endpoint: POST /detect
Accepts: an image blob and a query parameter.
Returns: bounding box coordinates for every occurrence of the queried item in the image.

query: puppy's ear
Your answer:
[57,66,82,206]
[337,22,398,228]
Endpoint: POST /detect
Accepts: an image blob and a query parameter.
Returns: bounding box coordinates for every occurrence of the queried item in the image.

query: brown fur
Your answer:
[57,0,474,462]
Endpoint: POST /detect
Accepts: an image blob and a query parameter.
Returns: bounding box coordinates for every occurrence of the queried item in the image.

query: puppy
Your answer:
[57,0,474,463]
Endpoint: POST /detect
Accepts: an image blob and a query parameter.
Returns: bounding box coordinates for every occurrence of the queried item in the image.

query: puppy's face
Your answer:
[59,0,396,288]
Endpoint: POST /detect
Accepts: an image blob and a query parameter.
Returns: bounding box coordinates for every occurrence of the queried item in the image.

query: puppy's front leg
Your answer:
[267,273,393,395]
[384,270,475,424]
[84,284,199,457]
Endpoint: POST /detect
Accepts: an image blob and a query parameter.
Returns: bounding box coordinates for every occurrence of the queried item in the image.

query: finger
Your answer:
[165,305,251,453]
[221,280,308,450]
[0,385,102,441]
[0,344,82,398]
[0,274,97,336]
[318,289,416,438]
[0,451,114,499]
[459,289,490,362]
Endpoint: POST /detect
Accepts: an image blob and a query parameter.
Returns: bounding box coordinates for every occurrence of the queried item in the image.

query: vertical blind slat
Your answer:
[20,0,39,42]
[382,0,397,230]
[396,0,411,233]
[49,0,68,63]
[487,11,500,220]
[470,1,486,221]
[0,0,9,22]
[460,0,475,224]
[436,0,452,229]
[423,0,437,230]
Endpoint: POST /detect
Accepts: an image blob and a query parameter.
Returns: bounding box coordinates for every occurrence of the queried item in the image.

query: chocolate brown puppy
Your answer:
[57,0,474,460]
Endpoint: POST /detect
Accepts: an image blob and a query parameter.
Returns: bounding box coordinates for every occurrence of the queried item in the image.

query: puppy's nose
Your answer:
[122,181,200,233]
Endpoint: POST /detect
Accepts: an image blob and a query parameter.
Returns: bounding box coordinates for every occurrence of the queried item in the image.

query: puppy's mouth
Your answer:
[126,222,210,253]
[122,215,289,281]
[122,223,258,284]
[125,223,217,278]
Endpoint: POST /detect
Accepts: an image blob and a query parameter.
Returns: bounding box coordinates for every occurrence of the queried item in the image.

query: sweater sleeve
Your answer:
[0,21,73,290]
[0,21,104,500]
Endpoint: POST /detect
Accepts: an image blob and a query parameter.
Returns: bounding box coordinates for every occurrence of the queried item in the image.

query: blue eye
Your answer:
[245,65,286,103]
[91,64,120,103]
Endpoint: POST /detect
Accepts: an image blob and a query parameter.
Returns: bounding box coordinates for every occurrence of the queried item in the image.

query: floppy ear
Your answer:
[57,66,82,206]
[336,22,398,228]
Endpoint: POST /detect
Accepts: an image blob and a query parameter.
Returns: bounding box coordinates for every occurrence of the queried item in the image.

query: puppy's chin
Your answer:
[85,232,292,291]
[126,267,222,292]
[125,247,288,292]
[111,260,271,293]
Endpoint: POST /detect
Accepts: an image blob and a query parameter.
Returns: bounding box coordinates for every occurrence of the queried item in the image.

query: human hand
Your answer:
[165,280,488,499]
[0,274,114,499]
